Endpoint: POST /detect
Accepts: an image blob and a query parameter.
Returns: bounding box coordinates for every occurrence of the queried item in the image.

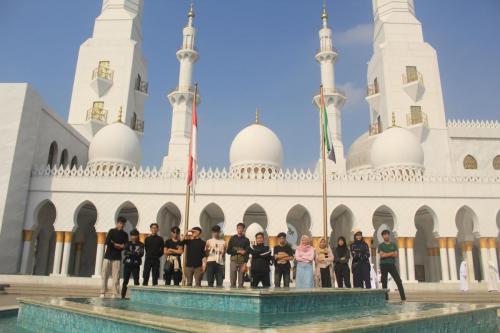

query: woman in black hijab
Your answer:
[334,236,351,288]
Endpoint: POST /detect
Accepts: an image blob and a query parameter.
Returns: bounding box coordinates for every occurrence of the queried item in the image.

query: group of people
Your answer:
[100,217,406,301]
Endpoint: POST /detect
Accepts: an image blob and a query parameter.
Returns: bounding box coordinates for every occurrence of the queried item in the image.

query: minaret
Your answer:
[162,4,200,171]
[313,4,346,174]
[68,0,148,141]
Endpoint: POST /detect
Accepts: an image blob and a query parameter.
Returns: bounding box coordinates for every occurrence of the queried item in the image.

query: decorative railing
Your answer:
[135,80,149,94]
[402,71,424,85]
[407,111,428,126]
[316,87,346,98]
[168,85,199,95]
[447,119,500,129]
[366,83,379,97]
[178,46,198,52]
[86,107,108,122]
[316,45,338,54]
[92,67,114,81]
[133,119,144,133]
[31,164,500,184]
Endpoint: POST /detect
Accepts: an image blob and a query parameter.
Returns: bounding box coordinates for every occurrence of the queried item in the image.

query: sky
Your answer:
[1,0,499,169]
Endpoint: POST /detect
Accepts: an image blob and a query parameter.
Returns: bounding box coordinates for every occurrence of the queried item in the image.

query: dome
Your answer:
[370,127,424,171]
[346,132,377,173]
[88,122,142,169]
[229,123,284,172]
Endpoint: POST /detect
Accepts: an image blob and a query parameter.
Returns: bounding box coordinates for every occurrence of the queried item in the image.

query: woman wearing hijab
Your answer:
[315,238,335,287]
[487,261,498,292]
[295,235,315,288]
[459,259,468,292]
[350,229,371,288]
[334,236,351,288]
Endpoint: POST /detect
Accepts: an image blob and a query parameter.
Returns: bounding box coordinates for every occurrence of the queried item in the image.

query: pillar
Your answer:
[60,232,73,276]
[224,235,232,285]
[463,241,475,282]
[406,237,416,282]
[93,232,106,278]
[488,238,498,272]
[51,231,65,275]
[74,242,83,276]
[396,237,407,280]
[364,237,375,265]
[447,237,458,281]
[139,233,147,279]
[20,230,33,274]
[438,238,450,281]
[479,238,490,282]
[268,236,278,286]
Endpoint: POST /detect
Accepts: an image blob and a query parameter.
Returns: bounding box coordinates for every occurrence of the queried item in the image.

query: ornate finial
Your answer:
[117,106,123,123]
[255,108,260,124]
[188,1,195,19]
[322,1,328,20]
[391,112,396,127]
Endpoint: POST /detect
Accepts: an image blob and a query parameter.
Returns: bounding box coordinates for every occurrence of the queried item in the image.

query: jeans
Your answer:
[251,271,270,288]
[206,261,224,287]
[296,262,314,288]
[121,264,140,298]
[101,259,121,295]
[334,262,351,288]
[380,264,406,300]
[229,260,246,287]
[353,262,371,289]
[274,264,291,287]
[185,266,203,287]
[164,267,182,286]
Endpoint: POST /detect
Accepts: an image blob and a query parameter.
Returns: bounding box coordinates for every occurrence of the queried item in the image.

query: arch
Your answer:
[70,201,97,277]
[59,149,68,167]
[157,202,181,239]
[413,205,439,282]
[493,155,500,170]
[70,156,78,169]
[455,205,481,281]
[286,204,311,247]
[372,205,396,243]
[330,204,354,249]
[243,204,268,242]
[463,155,477,170]
[47,141,58,167]
[32,200,57,276]
[115,201,139,234]
[199,203,225,240]
[131,112,137,130]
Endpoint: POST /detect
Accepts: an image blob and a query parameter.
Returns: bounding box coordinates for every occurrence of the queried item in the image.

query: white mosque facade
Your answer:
[1,0,499,288]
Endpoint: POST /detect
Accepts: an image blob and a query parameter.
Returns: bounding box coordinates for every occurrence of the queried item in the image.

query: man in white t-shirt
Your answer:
[205,225,226,287]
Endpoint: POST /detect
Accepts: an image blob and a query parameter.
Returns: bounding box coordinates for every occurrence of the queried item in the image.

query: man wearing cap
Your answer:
[182,227,206,287]
[378,229,406,301]
[350,229,371,289]
[273,232,294,287]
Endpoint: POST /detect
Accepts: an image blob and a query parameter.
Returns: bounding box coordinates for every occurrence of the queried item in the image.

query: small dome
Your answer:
[88,122,141,169]
[370,127,424,171]
[230,123,283,172]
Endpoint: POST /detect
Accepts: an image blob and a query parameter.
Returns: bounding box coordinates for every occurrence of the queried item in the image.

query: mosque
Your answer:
[0,0,499,289]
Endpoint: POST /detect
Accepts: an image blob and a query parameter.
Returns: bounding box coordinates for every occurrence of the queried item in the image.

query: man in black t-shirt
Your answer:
[250,232,272,287]
[100,216,128,298]
[182,227,206,287]
[273,232,294,288]
[164,226,184,286]
[143,223,164,286]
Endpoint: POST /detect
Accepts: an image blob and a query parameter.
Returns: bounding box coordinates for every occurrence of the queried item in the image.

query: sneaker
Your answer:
[99,294,105,298]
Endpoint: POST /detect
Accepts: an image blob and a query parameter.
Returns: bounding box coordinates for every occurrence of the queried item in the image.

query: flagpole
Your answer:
[320,84,328,243]
[181,83,198,286]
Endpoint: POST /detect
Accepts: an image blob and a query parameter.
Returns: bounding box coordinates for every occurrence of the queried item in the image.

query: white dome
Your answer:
[88,122,141,169]
[370,127,424,171]
[229,123,283,171]
[346,132,376,173]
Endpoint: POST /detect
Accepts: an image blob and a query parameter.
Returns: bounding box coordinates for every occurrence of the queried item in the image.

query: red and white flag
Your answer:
[187,84,198,194]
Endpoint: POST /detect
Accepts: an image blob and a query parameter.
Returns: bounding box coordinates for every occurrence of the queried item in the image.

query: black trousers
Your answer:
[334,263,351,288]
[353,262,371,289]
[164,268,182,286]
[143,256,160,286]
[320,267,332,287]
[251,271,271,288]
[274,264,291,287]
[380,264,406,300]
[206,261,224,287]
[121,264,140,298]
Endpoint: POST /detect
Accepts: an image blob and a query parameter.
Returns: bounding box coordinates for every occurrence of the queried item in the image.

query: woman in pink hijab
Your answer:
[295,235,315,288]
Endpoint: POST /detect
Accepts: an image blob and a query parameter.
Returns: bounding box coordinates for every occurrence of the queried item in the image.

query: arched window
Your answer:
[131,112,137,130]
[463,155,478,170]
[47,141,58,167]
[60,149,68,167]
[493,155,500,170]
[70,156,78,169]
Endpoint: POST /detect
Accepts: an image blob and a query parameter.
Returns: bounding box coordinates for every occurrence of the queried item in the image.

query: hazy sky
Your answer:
[1,0,499,169]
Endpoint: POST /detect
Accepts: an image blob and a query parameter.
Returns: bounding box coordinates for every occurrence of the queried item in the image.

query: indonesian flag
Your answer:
[187,84,198,189]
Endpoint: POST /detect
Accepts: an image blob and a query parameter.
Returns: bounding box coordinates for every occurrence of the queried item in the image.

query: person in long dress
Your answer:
[314,238,334,287]
[487,261,498,292]
[459,260,468,292]
[295,235,315,288]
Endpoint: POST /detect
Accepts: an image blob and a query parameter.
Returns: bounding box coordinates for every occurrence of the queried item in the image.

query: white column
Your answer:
[439,238,450,281]
[51,231,65,276]
[20,230,33,274]
[139,233,146,279]
[397,238,407,281]
[447,238,458,281]
[406,238,416,282]
[488,238,499,273]
[93,232,106,278]
[479,238,490,283]
[464,242,476,282]
[224,235,231,286]
[60,232,73,276]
